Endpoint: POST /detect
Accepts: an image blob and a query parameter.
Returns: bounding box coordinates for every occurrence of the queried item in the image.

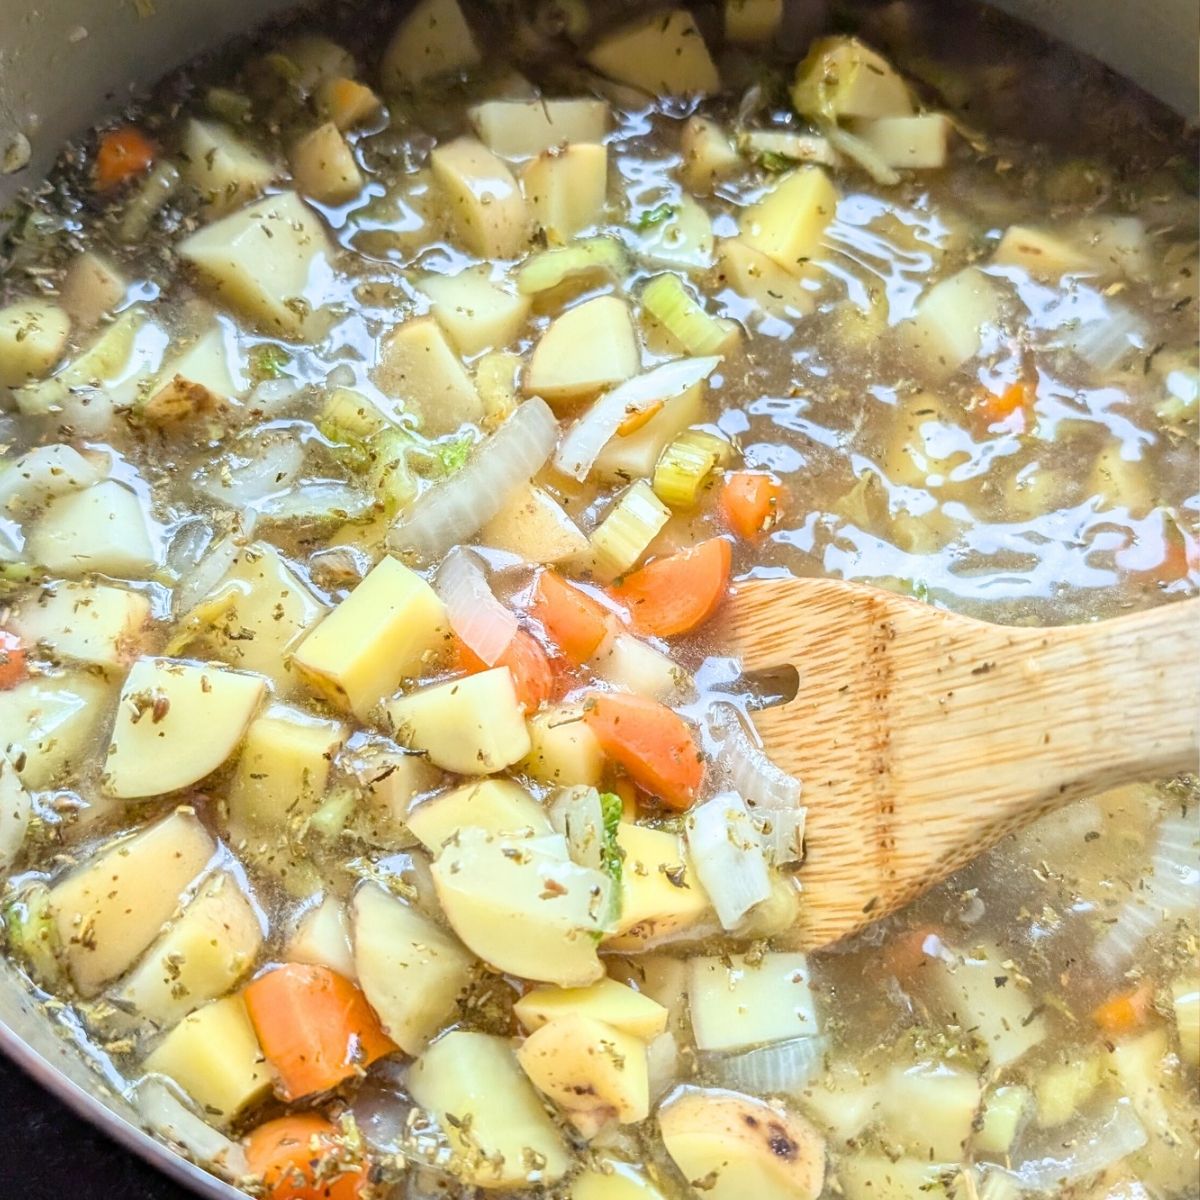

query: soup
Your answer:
[0,0,1196,1197]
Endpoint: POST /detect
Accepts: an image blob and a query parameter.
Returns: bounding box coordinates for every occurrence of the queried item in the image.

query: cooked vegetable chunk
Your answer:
[407,777,552,850]
[8,582,150,671]
[792,36,913,120]
[418,268,531,357]
[0,673,114,789]
[0,753,31,872]
[375,315,485,434]
[523,702,607,787]
[688,952,819,1051]
[480,481,591,564]
[740,167,839,276]
[472,98,608,157]
[515,977,669,1040]
[289,121,363,203]
[430,137,529,259]
[897,267,1003,381]
[381,0,480,89]
[526,295,640,404]
[586,10,720,96]
[522,143,608,243]
[180,118,275,211]
[286,895,356,981]
[26,480,160,579]
[0,299,70,387]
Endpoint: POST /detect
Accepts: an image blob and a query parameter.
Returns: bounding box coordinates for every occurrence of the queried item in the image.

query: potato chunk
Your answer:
[430,137,529,259]
[846,114,951,170]
[896,267,1003,382]
[59,252,127,329]
[374,315,485,434]
[180,118,276,212]
[792,36,913,120]
[48,809,216,995]
[515,977,669,1040]
[103,657,267,798]
[418,268,531,357]
[480,482,590,564]
[522,702,606,787]
[659,1089,826,1200]
[290,121,364,204]
[8,582,150,671]
[689,952,819,1052]
[522,143,608,243]
[178,191,329,336]
[407,778,552,851]
[740,167,839,276]
[471,98,609,158]
[286,895,356,980]
[0,299,70,387]
[145,326,245,423]
[408,1031,570,1188]
[381,0,480,90]
[586,10,720,96]
[524,295,639,405]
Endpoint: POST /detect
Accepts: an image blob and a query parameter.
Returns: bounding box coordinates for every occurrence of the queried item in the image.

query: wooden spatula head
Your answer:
[722,576,1200,951]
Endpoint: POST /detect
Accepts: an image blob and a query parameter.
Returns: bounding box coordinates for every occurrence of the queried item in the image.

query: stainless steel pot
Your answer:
[0,1,1195,1195]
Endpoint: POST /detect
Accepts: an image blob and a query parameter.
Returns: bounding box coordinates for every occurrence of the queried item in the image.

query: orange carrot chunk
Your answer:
[458,628,557,712]
[243,963,395,1101]
[245,1114,368,1200]
[612,537,732,638]
[530,570,616,664]
[1092,982,1154,1036]
[720,471,786,540]
[0,630,28,691]
[977,379,1033,428]
[94,125,156,191]
[585,692,704,811]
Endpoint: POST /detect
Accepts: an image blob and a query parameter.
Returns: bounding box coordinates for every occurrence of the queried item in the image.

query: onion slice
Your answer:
[388,398,558,562]
[435,546,518,667]
[710,704,803,811]
[135,1076,249,1178]
[686,793,772,929]
[706,1036,828,1098]
[1007,1099,1147,1191]
[554,357,721,481]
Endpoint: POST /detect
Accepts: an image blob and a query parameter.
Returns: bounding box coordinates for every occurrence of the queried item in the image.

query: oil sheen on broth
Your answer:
[0,1,1196,1198]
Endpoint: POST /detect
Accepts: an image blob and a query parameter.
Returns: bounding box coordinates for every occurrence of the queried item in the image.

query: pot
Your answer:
[0,1,1194,1196]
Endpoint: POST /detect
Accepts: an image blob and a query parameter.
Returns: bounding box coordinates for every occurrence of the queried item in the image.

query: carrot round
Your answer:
[0,631,28,691]
[1092,982,1154,1036]
[612,538,732,638]
[720,471,786,540]
[585,692,704,810]
[245,1114,367,1200]
[458,628,557,712]
[530,570,616,664]
[94,125,156,191]
[243,963,395,1100]
[977,379,1033,428]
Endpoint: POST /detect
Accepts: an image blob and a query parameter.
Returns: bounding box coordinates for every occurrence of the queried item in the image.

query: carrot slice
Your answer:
[530,570,616,664]
[245,1114,368,1200]
[458,628,557,712]
[243,964,395,1100]
[977,379,1033,429]
[585,692,704,810]
[94,125,156,191]
[612,538,732,638]
[1092,982,1154,1035]
[0,631,28,691]
[720,471,786,540]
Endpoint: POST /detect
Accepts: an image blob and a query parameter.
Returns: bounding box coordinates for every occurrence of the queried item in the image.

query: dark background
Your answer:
[0,1060,191,1198]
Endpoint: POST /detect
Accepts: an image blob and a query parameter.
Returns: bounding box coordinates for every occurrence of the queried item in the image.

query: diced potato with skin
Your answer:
[522,702,605,787]
[992,224,1097,278]
[659,1088,826,1200]
[716,238,818,317]
[740,167,839,277]
[59,252,126,329]
[593,383,706,483]
[515,977,669,1040]
[0,299,70,386]
[111,872,262,1028]
[8,582,150,672]
[0,673,113,790]
[845,114,951,170]
[409,1031,570,1188]
[681,117,741,194]
[522,143,608,244]
[430,138,529,260]
[25,480,159,580]
[897,267,1004,382]
[0,753,31,871]
[518,1014,649,1136]
[688,952,819,1052]
[407,778,552,851]
[225,704,345,846]
[103,658,266,799]
[143,995,271,1126]
[604,823,713,950]
[380,0,480,90]
[418,268,531,357]
[525,295,640,406]
[286,894,355,981]
[791,37,914,120]
[472,99,609,159]
[351,883,474,1055]
[49,809,216,996]
[181,119,276,213]
[572,1161,668,1200]
[316,76,382,131]
[290,122,364,204]
[586,10,720,96]
[879,1062,982,1159]
[292,555,449,721]
[177,191,329,336]
[374,315,485,435]
[431,829,608,986]
[145,326,244,424]
[0,444,105,516]
[725,0,783,42]
[480,481,591,564]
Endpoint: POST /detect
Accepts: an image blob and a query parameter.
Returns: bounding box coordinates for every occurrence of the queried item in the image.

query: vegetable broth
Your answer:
[0,0,1196,1197]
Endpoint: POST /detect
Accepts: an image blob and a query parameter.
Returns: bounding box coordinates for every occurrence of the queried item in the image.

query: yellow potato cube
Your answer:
[740,167,839,277]
[522,143,608,243]
[290,121,364,204]
[586,10,720,96]
[381,0,480,90]
[515,977,669,1040]
[180,118,276,212]
[522,702,605,787]
[407,778,552,851]
[0,299,70,387]
[430,137,529,259]
[524,295,640,405]
[374,315,484,435]
[418,268,531,357]
[688,951,819,1052]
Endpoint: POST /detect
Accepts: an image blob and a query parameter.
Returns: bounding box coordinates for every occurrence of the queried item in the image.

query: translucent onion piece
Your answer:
[686,793,772,929]
[553,357,721,481]
[258,480,373,524]
[1059,303,1145,371]
[436,546,518,667]
[194,434,304,509]
[0,445,105,513]
[754,805,808,866]
[548,785,605,872]
[823,123,901,186]
[172,532,241,615]
[1007,1100,1147,1191]
[707,1036,828,1098]
[710,704,803,811]
[388,397,558,562]
[135,1077,249,1178]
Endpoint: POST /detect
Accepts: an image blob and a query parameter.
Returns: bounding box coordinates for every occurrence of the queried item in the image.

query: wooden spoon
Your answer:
[721,576,1200,951]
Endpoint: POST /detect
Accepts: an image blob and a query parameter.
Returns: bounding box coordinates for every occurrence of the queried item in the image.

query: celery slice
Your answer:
[3,883,63,988]
[516,236,629,295]
[653,429,732,508]
[641,273,740,357]
[366,428,419,516]
[589,480,671,582]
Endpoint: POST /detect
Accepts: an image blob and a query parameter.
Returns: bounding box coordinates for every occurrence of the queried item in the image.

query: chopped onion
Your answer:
[0,445,105,513]
[686,793,773,929]
[388,397,558,562]
[172,532,242,614]
[135,1076,249,1178]
[753,805,808,866]
[1007,1099,1147,1191]
[823,123,901,186]
[710,704,803,811]
[258,479,372,524]
[194,434,304,509]
[548,786,605,871]
[435,546,518,667]
[1059,303,1145,372]
[246,374,306,417]
[706,1036,828,1097]
[554,357,721,481]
